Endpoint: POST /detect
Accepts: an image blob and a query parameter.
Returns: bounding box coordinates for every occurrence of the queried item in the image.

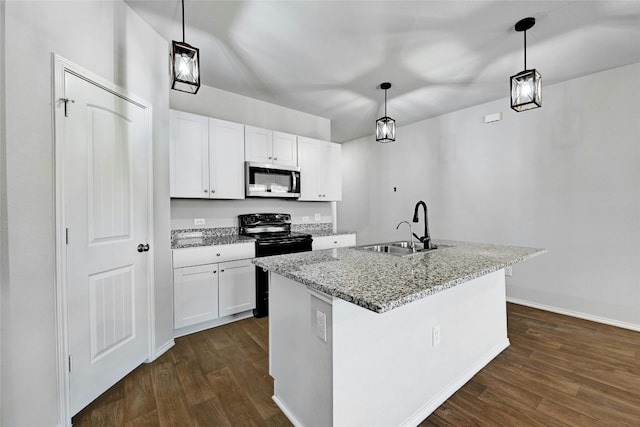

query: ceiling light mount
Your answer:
[376,82,396,143]
[171,0,200,94]
[510,16,541,112]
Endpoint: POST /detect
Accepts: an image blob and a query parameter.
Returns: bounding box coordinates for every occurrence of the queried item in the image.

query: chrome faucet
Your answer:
[412,201,436,249]
[396,221,416,252]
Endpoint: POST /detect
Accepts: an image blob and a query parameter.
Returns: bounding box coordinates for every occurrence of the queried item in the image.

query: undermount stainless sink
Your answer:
[355,241,451,257]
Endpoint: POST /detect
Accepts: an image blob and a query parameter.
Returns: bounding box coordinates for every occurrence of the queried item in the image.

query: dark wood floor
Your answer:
[73,303,640,426]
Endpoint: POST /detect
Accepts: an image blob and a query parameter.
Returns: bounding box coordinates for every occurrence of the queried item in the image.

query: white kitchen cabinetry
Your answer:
[209,118,245,199]
[245,125,297,166]
[169,110,208,198]
[169,109,244,199]
[218,259,256,317]
[173,243,255,330]
[297,136,342,201]
[312,234,356,251]
[173,264,219,329]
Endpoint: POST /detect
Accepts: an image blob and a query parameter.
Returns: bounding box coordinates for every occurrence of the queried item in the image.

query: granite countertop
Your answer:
[253,239,546,314]
[171,227,254,249]
[308,230,357,238]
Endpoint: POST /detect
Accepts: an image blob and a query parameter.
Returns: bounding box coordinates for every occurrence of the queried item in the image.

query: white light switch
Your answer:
[194,218,205,226]
[316,310,327,342]
[314,213,322,221]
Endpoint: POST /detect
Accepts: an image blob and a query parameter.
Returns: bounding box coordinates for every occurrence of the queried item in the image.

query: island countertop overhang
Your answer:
[253,239,546,313]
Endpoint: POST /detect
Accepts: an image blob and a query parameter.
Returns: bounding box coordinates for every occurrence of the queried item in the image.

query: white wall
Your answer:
[170,85,334,229]
[339,63,640,328]
[0,0,6,419]
[1,1,171,425]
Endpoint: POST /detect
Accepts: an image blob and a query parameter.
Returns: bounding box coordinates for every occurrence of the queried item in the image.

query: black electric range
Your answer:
[239,213,313,317]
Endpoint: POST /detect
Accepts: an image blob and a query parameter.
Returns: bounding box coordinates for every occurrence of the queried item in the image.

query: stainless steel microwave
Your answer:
[245,162,301,198]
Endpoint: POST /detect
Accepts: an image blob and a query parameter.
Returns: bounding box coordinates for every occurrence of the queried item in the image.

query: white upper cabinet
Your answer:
[170,109,244,199]
[297,136,342,201]
[209,118,244,199]
[245,125,297,167]
[170,110,209,198]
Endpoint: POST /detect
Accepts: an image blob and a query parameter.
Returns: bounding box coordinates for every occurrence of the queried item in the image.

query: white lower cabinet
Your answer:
[173,264,219,329]
[312,234,356,251]
[218,259,256,317]
[173,243,256,330]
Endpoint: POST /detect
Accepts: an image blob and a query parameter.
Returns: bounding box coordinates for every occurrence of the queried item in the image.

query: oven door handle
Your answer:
[258,238,311,246]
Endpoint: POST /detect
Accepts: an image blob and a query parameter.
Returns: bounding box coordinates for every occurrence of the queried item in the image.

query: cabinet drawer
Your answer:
[173,243,256,268]
[312,234,356,251]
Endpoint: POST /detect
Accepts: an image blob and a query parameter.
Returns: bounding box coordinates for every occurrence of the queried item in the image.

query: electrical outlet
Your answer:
[432,324,441,347]
[303,216,310,222]
[505,266,513,276]
[316,310,327,342]
[194,218,205,226]
[314,213,322,221]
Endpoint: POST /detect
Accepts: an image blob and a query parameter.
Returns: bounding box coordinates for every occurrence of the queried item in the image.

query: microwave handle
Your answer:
[292,170,298,192]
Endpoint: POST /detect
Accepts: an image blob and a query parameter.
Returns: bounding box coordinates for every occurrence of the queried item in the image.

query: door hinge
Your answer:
[65,228,70,245]
[68,355,72,372]
[60,98,75,117]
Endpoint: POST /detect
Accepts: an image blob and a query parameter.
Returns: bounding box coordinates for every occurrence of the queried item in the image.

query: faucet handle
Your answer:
[412,233,425,243]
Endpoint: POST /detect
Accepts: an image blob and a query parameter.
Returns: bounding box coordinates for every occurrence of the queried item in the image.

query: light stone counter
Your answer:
[254,239,545,313]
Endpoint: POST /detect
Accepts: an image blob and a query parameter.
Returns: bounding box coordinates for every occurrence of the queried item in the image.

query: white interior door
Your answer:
[63,71,150,415]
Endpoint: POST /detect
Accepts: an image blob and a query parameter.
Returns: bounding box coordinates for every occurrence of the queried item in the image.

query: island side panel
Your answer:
[332,270,509,427]
[269,273,333,427]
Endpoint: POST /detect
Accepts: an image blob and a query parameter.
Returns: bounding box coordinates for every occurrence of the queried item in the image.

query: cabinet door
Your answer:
[297,136,323,201]
[209,118,245,199]
[170,110,209,198]
[218,259,256,317]
[322,142,342,201]
[174,264,219,329]
[272,131,298,166]
[245,125,273,163]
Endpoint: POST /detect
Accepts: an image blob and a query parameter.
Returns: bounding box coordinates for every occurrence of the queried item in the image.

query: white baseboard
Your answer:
[173,310,254,338]
[148,339,175,362]
[401,339,510,427]
[507,297,640,332]
[272,395,304,427]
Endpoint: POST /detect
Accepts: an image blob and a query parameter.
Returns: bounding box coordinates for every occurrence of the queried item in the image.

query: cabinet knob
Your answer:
[211,189,216,194]
[334,241,338,244]
[273,157,278,160]
[221,269,225,273]
[213,270,217,273]
[268,156,272,159]
[216,253,221,256]
[204,189,208,193]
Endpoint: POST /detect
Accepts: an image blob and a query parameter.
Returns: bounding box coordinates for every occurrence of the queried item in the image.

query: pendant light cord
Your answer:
[384,88,388,117]
[523,30,527,70]
[181,0,185,43]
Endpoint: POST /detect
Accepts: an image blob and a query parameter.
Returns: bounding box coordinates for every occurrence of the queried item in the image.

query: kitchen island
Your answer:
[254,240,545,427]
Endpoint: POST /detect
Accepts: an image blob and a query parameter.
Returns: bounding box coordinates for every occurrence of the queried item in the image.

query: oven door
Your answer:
[254,237,312,318]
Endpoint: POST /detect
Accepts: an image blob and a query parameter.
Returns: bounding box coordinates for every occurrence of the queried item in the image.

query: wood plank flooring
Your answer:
[73,303,640,426]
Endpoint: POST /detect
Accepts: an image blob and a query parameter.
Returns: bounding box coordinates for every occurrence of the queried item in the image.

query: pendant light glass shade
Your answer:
[510,17,541,112]
[376,82,395,143]
[172,41,200,94]
[171,0,200,94]
[511,68,541,111]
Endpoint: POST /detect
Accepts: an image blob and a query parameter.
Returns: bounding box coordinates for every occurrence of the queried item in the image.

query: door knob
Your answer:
[137,243,150,252]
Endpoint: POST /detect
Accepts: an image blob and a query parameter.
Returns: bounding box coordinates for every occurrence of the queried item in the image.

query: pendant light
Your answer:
[510,17,541,112]
[376,82,396,143]
[171,0,200,94]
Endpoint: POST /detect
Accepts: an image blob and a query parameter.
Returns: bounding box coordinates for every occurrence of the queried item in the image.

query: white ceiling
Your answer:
[125,0,640,142]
